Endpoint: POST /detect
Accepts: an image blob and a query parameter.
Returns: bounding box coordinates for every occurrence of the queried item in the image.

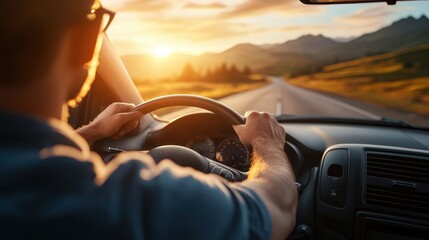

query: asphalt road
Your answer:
[219,77,378,119]
[162,77,428,127]
[163,77,379,120]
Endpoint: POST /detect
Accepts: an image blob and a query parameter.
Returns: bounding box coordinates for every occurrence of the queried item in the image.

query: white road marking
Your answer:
[277,77,380,119]
[303,89,380,119]
[276,95,283,116]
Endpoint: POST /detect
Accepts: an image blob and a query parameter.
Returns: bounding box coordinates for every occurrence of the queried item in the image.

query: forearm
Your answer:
[240,139,298,240]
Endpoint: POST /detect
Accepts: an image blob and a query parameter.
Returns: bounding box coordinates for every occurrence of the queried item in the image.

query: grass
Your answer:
[287,44,429,116]
[134,78,268,116]
[135,79,268,101]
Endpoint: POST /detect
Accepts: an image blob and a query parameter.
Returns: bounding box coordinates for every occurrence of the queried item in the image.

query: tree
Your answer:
[228,64,241,82]
[242,66,252,76]
[219,63,228,78]
[179,63,199,82]
[204,68,215,82]
[197,63,254,83]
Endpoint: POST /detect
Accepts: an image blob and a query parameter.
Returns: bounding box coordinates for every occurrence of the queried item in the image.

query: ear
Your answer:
[69,17,103,65]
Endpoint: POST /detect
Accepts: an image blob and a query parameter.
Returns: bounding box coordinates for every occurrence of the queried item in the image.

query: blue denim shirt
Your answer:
[0,110,271,240]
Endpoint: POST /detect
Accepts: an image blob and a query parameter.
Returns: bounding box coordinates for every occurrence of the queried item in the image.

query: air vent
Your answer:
[367,152,429,184]
[365,151,429,215]
[366,184,429,214]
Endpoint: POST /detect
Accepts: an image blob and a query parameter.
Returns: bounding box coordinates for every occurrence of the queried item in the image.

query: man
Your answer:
[0,0,297,239]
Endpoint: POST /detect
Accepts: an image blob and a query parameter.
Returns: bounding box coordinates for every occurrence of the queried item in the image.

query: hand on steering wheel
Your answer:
[132,94,247,182]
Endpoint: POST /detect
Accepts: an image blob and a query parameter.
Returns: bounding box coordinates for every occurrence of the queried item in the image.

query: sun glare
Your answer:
[153,46,172,58]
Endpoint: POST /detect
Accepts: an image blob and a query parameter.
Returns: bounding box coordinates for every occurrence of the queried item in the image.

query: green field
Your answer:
[288,45,429,115]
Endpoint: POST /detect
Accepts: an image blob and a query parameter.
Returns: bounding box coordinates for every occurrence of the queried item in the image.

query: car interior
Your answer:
[68,0,429,239]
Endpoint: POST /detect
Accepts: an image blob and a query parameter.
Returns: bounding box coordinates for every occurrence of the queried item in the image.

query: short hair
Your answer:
[0,0,95,86]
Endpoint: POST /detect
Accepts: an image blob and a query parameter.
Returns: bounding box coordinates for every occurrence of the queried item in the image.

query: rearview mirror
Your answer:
[300,0,403,5]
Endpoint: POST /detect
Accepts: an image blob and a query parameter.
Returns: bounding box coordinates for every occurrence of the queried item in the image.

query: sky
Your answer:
[102,0,429,56]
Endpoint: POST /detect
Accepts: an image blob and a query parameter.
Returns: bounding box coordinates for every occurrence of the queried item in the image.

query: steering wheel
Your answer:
[134,94,245,125]
[132,94,247,182]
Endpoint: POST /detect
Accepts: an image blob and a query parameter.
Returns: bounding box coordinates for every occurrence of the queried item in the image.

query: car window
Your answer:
[103,0,429,128]
[68,75,118,129]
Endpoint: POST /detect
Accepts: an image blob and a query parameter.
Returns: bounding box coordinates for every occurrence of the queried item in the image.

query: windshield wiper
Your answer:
[379,117,413,128]
[276,114,415,129]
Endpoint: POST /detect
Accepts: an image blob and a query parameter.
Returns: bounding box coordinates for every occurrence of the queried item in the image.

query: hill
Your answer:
[288,44,429,116]
[326,15,429,61]
[122,15,429,80]
[269,34,342,54]
[191,43,280,74]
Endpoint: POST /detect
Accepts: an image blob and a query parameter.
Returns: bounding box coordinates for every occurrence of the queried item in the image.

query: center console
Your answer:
[316,144,429,239]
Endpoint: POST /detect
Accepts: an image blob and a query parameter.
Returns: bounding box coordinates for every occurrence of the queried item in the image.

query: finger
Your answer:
[260,112,271,119]
[112,130,126,140]
[113,121,139,139]
[121,120,140,134]
[115,111,143,125]
[112,126,132,139]
[245,111,263,122]
[109,112,142,137]
[232,124,244,134]
[112,116,141,140]
[244,111,255,119]
[110,102,136,113]
[271,116,278,122]
[232,125,246,141]
[233,125,252,147]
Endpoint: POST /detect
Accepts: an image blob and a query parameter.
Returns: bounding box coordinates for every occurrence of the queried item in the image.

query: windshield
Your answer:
[103,0,429,128]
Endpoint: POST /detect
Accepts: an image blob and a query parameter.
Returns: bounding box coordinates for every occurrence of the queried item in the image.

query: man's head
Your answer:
[0,0,108,107]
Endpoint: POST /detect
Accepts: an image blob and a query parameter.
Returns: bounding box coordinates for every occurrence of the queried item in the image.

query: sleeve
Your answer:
[100,158,272,240]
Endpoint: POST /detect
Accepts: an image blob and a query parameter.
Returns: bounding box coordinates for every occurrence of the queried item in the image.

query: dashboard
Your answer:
[98,112,429,240]
[314,144,429,240]
[144,114,253,172]
[140,113,429,240]
[283,119,429,240]
[143,113,303,175]
[185,135,250,172]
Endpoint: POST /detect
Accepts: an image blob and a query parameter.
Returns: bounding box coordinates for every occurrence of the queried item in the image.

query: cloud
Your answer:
[183,2,227,10]
[111,0,324,18]
[281,24,328,32]
[106,0,338,45]
[107,0,396,56]
[336,5,398,25]
[107,10,267,55]
[221,0,325,19]
[114,16,262,42]
[112,0,173,12]
[278,24,365,38]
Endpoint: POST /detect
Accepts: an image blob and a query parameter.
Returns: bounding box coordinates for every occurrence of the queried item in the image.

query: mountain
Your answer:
[269,34,342,54]
[199,43,279,70]
[333,36,356,43]
[328,15,429,60]
[288,44,429,116]
[280,15,429,74]
[222,43,266,55]
[322,43,429,80]
[122,15,429,79]
[356,15,429,43]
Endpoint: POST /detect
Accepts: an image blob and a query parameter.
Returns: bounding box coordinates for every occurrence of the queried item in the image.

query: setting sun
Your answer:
[153,46,172,58]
